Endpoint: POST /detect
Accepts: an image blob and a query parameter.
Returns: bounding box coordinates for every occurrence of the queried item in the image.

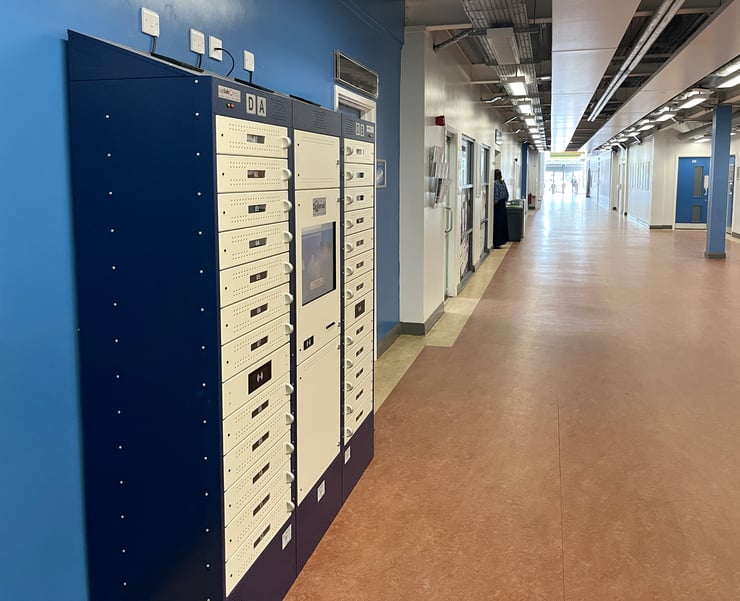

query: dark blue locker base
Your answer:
[228,516,297,601]
[342,412,374,502]
[296,453,343,570]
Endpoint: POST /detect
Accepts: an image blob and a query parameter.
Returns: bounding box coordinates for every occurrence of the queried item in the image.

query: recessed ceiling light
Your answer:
[679,96,706,109]
[518,103,533,114]
[719,73,740,89]
[506,77,528,97]
[655,113,675,122]
[524,117,536,127]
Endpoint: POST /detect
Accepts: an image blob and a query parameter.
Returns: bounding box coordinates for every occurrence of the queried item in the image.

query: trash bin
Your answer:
[506,199,525,241]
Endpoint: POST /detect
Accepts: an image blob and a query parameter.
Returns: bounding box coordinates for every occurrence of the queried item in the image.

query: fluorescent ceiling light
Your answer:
[719,73,740,89]
[524,117,536,127]
[638,124,653,131]
[678,96,706,109]
[655,113,675,122]
[717,60,740,77]
[506,77,527,96]
[518,103,533,114]
[528,127,539,134]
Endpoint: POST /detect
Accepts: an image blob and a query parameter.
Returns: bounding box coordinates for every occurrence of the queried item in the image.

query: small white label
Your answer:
[257,97,268,117]
[317,480,326,502]
[246,94,257,115]
[366,124,375,136]
[281,525,292,550]
[344,447,352,464]
[218,85,242,103]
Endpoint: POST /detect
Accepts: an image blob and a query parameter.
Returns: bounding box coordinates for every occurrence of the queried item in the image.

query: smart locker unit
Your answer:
[67,31,374,601]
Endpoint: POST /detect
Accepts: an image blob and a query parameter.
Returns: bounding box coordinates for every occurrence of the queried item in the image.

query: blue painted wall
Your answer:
[0,2,402,600]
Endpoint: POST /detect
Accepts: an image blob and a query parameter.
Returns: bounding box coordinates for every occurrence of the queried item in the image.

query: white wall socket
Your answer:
[140,7,160,38]
[243,50,255,73]
[190,29,205,55]
[208,36,223,61]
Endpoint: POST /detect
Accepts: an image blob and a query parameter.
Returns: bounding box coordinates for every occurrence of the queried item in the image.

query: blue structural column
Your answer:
[706,104,732,259]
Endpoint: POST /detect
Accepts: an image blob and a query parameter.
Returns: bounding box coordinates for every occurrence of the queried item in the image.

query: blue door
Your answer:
[728,156,736,232]
[676,157,710,225]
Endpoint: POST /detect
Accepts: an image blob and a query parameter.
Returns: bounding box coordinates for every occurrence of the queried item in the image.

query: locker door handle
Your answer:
[345,427,355,438]
[345,403,354,415]
[445,206,453,234]
[284,262,294,274]
[285,443,295,454]
[281,168,293,181]
[346,172,354,180]
[345,382,355,392]
[346,243,355,252]
[346,147,355,156]
[346,336,354,346]
[285,413,295,425]
[281,136,292,149]
[345,359,354,368]
[346,219,355,229]
[345,266,355,276]
[283,232,294,243]
[285,472,295,483]
[284,383,295,395]
[345,290,354,300]
[286,501,296,513]
[346,195,354,205]
[284,293,295,305]
[282,200,293,212]
[284,324,294,335]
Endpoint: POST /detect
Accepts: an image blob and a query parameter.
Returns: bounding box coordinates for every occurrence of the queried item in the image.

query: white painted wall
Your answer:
[625,137,654,225]
[591,150,613,209]
[399,27,520,326]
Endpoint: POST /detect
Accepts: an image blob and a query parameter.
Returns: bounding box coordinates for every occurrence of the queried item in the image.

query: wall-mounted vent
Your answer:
[335,51,379,99]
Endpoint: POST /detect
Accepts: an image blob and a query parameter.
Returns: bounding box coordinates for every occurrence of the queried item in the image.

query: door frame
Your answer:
[673,155,710,230]
[444,127,459,299]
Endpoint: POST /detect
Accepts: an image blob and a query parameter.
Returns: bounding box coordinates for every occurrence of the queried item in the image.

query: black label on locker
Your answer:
[250,270,268,283]
[250,237,268,249]
[251,336,269,351]
[356,368,364,379]
[357,195,365,201]
[357,283,364,291]
[356,325,365,336]
[357,240,364,247]
[247,134,266,144]
[254,525,271,549]
[355,389,364,401]
[251,303,268,318]
[248,170,266,179]
[357,261,364,269]
[355,346,364,358]
[253,462,270,484]
[252,431,270,451]
[303,336,314,351]
[357,172,365,179]
[248,204,267,213]
[355,299,366,318]
[251,399,270,419]
[253,493,271,517]
[355,409,365,423]
[248,360,273,393]
[357,217,365,224]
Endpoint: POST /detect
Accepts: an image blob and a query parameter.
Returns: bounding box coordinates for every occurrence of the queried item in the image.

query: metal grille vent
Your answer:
[335,51,379,99]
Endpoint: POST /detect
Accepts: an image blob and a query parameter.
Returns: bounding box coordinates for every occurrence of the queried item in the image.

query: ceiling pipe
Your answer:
[588,0,685,122]
[433,28,482,53]
[676,111,740,140]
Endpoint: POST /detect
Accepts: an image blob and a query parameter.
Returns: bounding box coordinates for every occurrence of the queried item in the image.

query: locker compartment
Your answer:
[217,155,291,193]
[225,497,294,596]
[216,115,291,159]
[294,130,340,190]
[344,164,372,188]
[344,271,373,307]
[344,291,373,331]
[224,440,293,525]
[221,317,293,382]
[344,139,375,164]
[343,249,374,283]
[221,284,293,345]
[219,223,293,270]
[345,331,373,370]
[343,373,374,444]
[343,344,373,392]
[345,228,374,258]
[344,186,374,211]
[222,378,293,456]
[297,341,340,504]
[344,311,373,347]
[225,471,293,559]
[217,190,291,232]
[222,342,291,419]
[344,207,374,234]
[223,411,294,490]
[220,253,293,308]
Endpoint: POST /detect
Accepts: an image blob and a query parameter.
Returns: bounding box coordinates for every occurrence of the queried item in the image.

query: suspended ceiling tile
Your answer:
[550,0,642,151]
[583,0,740,152]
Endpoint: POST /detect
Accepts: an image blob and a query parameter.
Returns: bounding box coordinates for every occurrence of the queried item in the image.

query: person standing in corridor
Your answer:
[493,168,509,249]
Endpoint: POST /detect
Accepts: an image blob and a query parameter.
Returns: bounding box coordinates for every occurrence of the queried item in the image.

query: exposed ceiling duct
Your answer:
[486,27,520,65]
[676,112,740,141]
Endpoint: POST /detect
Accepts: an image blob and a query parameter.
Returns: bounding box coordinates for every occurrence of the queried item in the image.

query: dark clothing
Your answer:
[493,179,509,248]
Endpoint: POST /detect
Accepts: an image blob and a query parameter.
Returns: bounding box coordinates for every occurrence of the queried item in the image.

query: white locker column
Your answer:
[341,117,376,479]
[215,114,296,596]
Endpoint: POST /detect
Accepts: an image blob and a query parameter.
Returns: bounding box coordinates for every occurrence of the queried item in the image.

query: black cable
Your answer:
[150,36,157,54]
[215,48,235,77]
[249,71,253,83]
[196,54,202,69]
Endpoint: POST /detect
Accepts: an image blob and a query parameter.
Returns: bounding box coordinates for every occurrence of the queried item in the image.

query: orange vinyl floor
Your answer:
[285,194,740,601]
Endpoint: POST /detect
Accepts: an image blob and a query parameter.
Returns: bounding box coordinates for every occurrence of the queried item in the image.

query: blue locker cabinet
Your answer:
[67,32,297,601]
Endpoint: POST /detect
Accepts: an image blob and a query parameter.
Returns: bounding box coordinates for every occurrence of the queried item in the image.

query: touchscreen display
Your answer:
[302,223,335,305]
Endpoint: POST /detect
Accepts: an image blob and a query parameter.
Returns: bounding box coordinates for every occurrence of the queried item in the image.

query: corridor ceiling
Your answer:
[405,0,740,152]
